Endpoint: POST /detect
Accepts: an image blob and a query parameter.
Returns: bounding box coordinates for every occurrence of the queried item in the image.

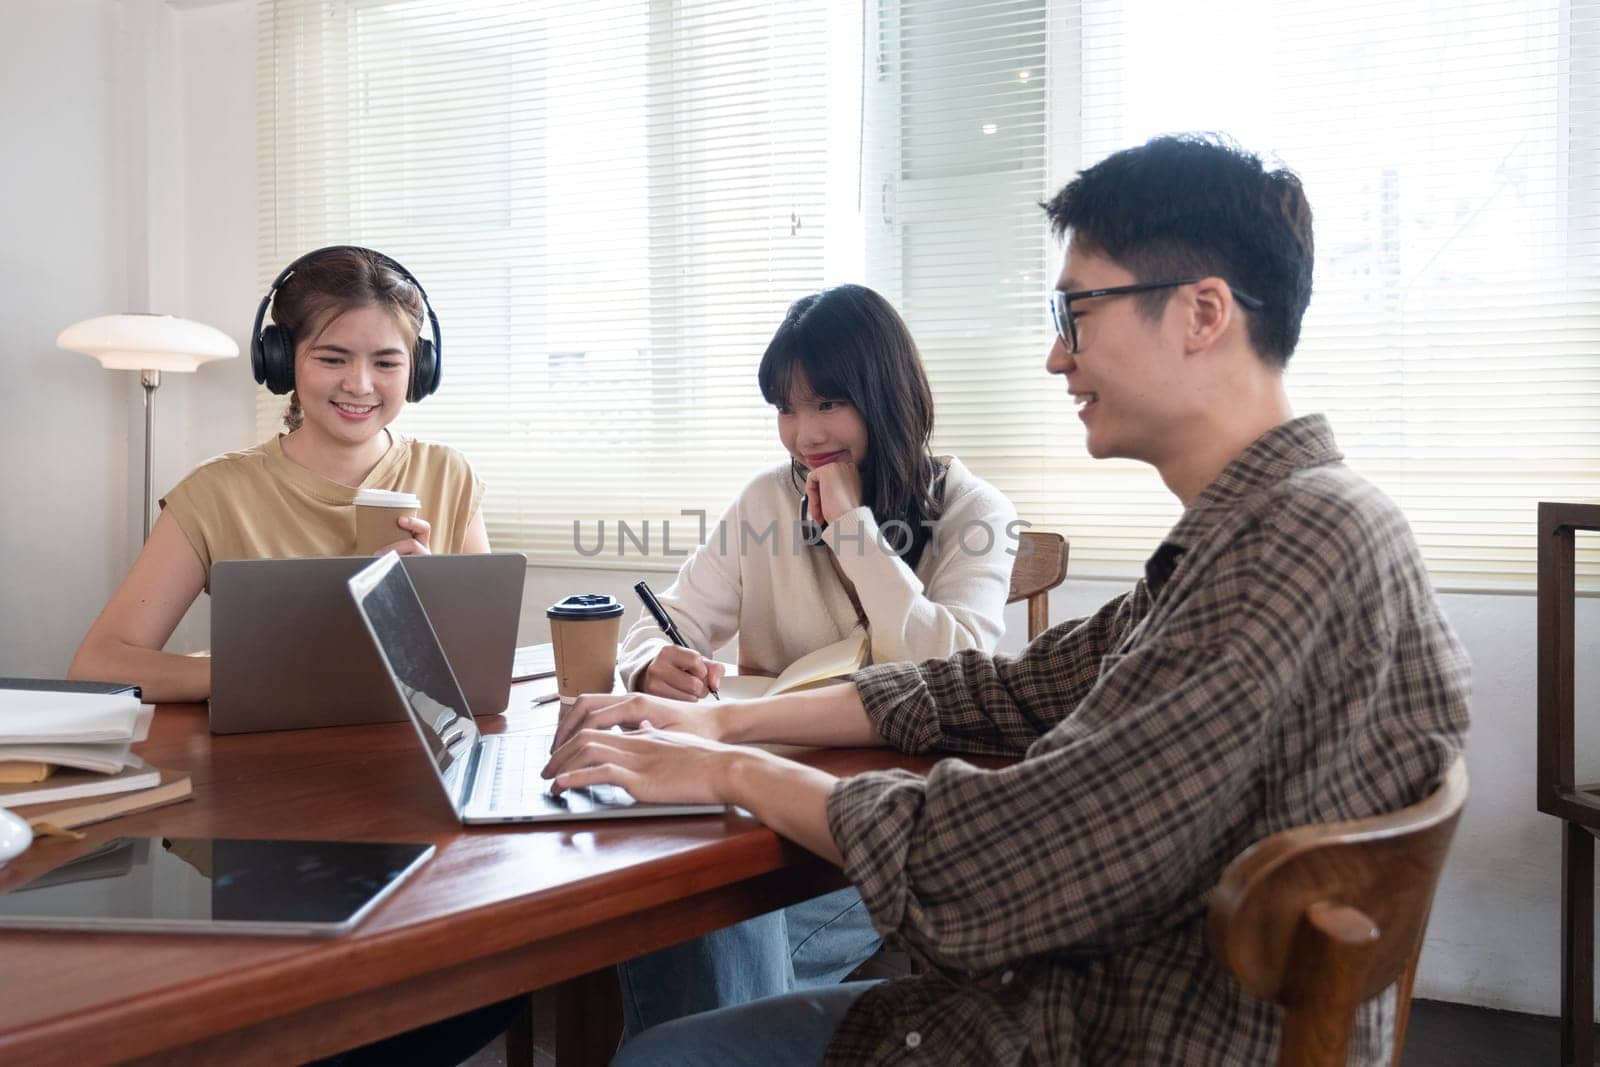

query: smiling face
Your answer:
[1045,241,1198,466]
[774,370,870,474]
[291,304,413,452]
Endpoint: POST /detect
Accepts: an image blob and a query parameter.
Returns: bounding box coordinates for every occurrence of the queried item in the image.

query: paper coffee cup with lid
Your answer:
[547,594,625,700]
[353,488,422,554]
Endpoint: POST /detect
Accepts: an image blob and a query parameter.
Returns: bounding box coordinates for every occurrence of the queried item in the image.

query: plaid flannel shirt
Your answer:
[823,415,1471,1066]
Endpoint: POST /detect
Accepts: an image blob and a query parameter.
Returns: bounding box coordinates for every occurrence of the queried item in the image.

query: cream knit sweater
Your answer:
[617,457,1019,688]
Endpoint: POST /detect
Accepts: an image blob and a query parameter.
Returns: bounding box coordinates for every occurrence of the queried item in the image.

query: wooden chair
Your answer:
[1206,757,1468,1067]
[1008,530,1069,639]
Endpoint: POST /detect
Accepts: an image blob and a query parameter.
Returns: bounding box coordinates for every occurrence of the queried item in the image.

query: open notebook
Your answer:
[707,628,869,702]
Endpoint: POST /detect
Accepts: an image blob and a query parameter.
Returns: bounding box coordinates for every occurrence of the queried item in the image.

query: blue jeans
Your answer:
[612,981,877,1067]
[618,887,881,1036]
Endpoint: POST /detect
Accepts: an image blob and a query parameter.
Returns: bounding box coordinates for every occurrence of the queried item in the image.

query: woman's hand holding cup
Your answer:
[640,645,726,702]
[378,514,432,557]
[354,488,427,555]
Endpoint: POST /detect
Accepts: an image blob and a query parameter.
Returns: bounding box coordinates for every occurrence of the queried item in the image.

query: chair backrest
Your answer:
[1007,531,1068,640]
[1206,757,1468,1067]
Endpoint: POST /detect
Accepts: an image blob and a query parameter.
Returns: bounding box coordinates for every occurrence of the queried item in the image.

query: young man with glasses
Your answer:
[545,133,1471,1065]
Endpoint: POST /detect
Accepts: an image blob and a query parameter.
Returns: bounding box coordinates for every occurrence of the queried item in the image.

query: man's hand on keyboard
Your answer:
[553,691,724,751]
[541,721,751,806]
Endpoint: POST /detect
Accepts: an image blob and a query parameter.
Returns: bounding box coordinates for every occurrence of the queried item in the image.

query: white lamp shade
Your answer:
[56,314,239,372]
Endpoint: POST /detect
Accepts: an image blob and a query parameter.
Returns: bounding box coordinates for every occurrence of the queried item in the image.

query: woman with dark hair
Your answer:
[69,246,490,703]
[617,282,1016,698]
[609,283,1017,1037]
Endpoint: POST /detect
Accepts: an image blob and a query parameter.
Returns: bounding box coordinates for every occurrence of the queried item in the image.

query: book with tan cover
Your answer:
[15,770,192,831]
[707,628,870,702]
[0,757,161,808]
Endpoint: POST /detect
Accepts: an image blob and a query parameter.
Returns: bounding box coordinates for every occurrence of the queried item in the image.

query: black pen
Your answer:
[633,580,719,699]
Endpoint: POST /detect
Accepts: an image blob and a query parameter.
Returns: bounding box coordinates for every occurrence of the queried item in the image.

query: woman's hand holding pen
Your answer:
[640,646,727,701]
[633,579,721,700]
[551,690,724,751]
[804,459,864,525]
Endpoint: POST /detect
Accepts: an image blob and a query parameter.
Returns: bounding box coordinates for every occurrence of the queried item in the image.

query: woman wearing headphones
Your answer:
[593,283,1019,1039]
[69,246,489,703]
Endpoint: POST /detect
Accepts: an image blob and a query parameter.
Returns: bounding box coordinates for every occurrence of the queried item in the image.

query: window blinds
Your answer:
[260,0,1600,587]
[257,0,855,566]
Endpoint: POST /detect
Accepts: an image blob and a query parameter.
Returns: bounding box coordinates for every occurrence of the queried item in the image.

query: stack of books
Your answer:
[0,680,191,830]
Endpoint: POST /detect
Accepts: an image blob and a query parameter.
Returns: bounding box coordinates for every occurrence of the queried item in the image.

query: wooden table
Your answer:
[0,686,943,1066]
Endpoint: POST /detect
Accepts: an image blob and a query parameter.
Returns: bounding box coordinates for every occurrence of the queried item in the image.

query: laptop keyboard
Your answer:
[482,733,632,812]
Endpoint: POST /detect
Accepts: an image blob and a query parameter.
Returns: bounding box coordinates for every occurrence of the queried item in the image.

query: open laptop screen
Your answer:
[209,553,526,734]
[348,553,478,810]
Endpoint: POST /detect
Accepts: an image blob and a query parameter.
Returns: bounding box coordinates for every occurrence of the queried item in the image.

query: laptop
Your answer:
[348,552,726,823]
[210,554,525,734]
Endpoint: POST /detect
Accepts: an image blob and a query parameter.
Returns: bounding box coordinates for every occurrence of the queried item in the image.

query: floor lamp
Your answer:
[57,314,239,541]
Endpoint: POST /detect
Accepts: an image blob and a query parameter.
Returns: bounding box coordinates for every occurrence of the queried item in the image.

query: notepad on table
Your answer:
[511,642,556,682]
[707,629,870,702]
[15,770,193,832]
[0,756,163,808]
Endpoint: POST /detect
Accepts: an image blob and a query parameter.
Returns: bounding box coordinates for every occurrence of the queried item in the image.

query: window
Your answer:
[258,0,858,564]
[260,0,1600,587]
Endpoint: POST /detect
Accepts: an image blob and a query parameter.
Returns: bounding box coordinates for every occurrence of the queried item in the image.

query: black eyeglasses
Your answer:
[1049,279,1265,354]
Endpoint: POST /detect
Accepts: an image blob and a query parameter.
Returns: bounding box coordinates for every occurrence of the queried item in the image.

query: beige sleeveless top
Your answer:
[161,434,485,590]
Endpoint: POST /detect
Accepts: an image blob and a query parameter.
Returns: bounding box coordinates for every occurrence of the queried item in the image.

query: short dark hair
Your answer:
[758,284,943,569]
[1042,133,1314,366]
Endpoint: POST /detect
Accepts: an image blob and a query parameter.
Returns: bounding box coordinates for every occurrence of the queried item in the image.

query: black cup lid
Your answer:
[547,593,624,620]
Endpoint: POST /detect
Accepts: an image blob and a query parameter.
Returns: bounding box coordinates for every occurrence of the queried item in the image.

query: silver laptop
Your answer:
[210,554,525,734]
[348,552,725,823]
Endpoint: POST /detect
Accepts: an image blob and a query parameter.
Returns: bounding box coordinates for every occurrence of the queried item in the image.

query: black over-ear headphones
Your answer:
[251,245,442,401]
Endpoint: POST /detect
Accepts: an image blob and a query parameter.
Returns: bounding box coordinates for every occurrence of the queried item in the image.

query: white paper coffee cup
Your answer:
[354,489,422,554]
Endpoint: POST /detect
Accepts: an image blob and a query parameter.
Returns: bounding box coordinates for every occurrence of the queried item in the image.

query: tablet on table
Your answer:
[0,836,433,937]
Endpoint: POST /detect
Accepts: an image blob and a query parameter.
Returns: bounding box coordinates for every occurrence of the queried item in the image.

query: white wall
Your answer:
[2,1,131,670]
[0,0,1593,1023]
[1422,590,1600,1010]
[163,0,264,650]
[0,0,259,674]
